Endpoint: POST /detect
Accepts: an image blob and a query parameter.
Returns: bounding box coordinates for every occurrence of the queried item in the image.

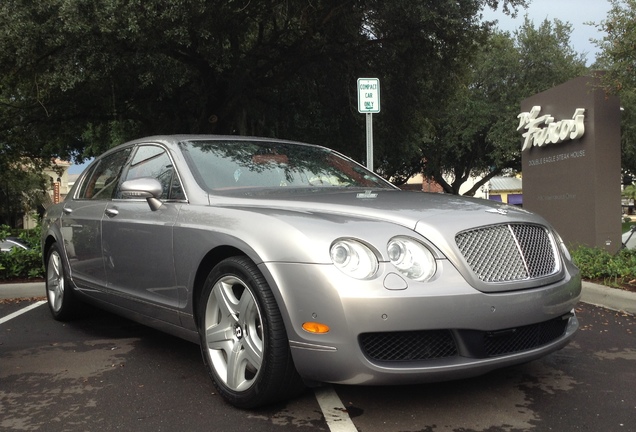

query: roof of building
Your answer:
[51,158,71,167]
[489,176,522,192]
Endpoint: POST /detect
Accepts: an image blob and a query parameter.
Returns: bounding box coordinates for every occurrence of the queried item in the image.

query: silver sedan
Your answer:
[41,135,581,408]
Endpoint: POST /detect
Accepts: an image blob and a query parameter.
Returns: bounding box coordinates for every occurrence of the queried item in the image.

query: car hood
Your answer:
[208,188,565,293]
[210,188,546,235]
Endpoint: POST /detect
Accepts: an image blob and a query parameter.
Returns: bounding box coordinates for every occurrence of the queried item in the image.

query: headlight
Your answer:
[387,236,436,282]
[330,239,378,279]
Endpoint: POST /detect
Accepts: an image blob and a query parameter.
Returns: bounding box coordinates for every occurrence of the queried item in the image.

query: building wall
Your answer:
[22,160,72,229]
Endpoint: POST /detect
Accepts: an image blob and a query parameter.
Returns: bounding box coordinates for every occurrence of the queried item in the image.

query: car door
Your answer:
[60,148,132,299]
[101,144,185,325]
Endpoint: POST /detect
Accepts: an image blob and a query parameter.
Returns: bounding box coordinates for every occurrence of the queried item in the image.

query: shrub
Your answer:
[571,245,636,287]
[0,224,44,280]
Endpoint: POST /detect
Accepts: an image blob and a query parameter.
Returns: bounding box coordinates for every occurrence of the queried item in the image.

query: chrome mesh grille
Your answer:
[359,330,458,361]
[455,224,557,283]
[483,317,569,357]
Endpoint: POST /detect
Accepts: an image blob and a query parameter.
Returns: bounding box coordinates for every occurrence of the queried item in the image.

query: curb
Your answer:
[2,281,636,315]
[0,282,44,300]
[581,281,636,315]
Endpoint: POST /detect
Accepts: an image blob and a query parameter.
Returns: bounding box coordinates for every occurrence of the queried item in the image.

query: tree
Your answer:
[423,18,588,195]
[591,0,636,177]
[0,156,49,227]
[0,0,528,180]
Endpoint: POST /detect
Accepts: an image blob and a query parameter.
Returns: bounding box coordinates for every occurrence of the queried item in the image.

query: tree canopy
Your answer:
[1,0,527,173]
[592,0,636,178]
[423,18,588,195]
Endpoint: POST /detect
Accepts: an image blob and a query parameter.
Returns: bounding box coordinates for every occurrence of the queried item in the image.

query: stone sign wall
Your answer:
[520,75,621,252]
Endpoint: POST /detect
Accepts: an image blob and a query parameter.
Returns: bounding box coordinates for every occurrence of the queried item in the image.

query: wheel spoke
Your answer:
[214,279,240,318]
[47,254,59,285]
[241,330,263,371]
[50,253,59,275]
[47,252,64,312]
[226,343,251,391]
[237,289,255,320]
[237,293,263,369]
[205,322,234,352]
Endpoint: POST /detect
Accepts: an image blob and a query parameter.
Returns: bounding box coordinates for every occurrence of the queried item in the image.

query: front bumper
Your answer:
[260,260,581,385]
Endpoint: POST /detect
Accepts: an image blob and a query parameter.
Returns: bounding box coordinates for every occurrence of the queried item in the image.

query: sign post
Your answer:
[357,78,380,171]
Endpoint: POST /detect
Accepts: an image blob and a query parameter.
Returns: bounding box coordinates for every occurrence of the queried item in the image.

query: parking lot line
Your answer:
[0,301,46,325]
[314,385,358,432]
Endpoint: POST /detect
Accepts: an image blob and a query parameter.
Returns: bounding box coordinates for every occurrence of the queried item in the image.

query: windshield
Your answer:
[179,140,395,192]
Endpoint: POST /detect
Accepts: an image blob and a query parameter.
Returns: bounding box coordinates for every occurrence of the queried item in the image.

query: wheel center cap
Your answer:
[234,325,243,339]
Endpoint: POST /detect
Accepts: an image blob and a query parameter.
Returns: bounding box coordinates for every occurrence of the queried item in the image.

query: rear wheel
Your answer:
[198,256,304,408]
[45,243,78,321]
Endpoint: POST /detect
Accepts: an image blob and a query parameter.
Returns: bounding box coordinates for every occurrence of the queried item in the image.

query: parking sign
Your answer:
[358,78,380,113]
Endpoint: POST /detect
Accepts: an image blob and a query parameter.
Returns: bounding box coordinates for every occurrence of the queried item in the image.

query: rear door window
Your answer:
[77,148,132,200]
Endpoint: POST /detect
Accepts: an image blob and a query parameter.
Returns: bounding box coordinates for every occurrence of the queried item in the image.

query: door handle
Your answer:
[63,207,73,215]
[105,208,119,217]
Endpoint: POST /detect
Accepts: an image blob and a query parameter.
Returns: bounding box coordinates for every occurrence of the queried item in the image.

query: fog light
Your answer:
[302,322,330,334]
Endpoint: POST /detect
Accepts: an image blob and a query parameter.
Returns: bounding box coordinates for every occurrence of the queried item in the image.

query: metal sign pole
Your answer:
[366,113,373,171]
[357,77,380,172]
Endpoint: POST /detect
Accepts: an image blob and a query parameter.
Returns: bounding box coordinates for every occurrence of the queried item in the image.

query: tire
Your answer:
[45,243,78,321]
[198,256,304,408]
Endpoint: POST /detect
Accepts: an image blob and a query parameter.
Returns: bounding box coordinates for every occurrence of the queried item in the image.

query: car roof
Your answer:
[127,135,314,146]
[88,135,329,167]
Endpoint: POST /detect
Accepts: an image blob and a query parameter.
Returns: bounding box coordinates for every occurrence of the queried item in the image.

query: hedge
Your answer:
[0,224,44,280]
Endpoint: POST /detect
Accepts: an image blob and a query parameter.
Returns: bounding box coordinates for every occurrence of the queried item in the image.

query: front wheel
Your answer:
[198,256,304,408]
[45,243,78,321]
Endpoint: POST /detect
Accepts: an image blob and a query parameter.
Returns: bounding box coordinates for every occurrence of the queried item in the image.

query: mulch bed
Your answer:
[586,278,636,294]
[0,296,46,305]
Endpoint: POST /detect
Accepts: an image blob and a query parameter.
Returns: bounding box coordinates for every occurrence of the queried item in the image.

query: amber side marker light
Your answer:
[302,322,330,334]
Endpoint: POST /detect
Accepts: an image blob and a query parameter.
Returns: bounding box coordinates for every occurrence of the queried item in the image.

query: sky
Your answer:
[481,0,613,65]
[68,159,91,174]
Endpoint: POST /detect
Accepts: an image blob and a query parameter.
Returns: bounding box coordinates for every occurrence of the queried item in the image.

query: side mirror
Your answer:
[120,177,163,211]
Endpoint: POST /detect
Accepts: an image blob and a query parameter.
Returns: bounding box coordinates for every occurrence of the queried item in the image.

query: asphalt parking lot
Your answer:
[1,284,634,432]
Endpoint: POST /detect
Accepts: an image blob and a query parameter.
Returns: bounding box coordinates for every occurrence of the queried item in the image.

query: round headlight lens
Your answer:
[330,239,378,279]
[387,237,436,282]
